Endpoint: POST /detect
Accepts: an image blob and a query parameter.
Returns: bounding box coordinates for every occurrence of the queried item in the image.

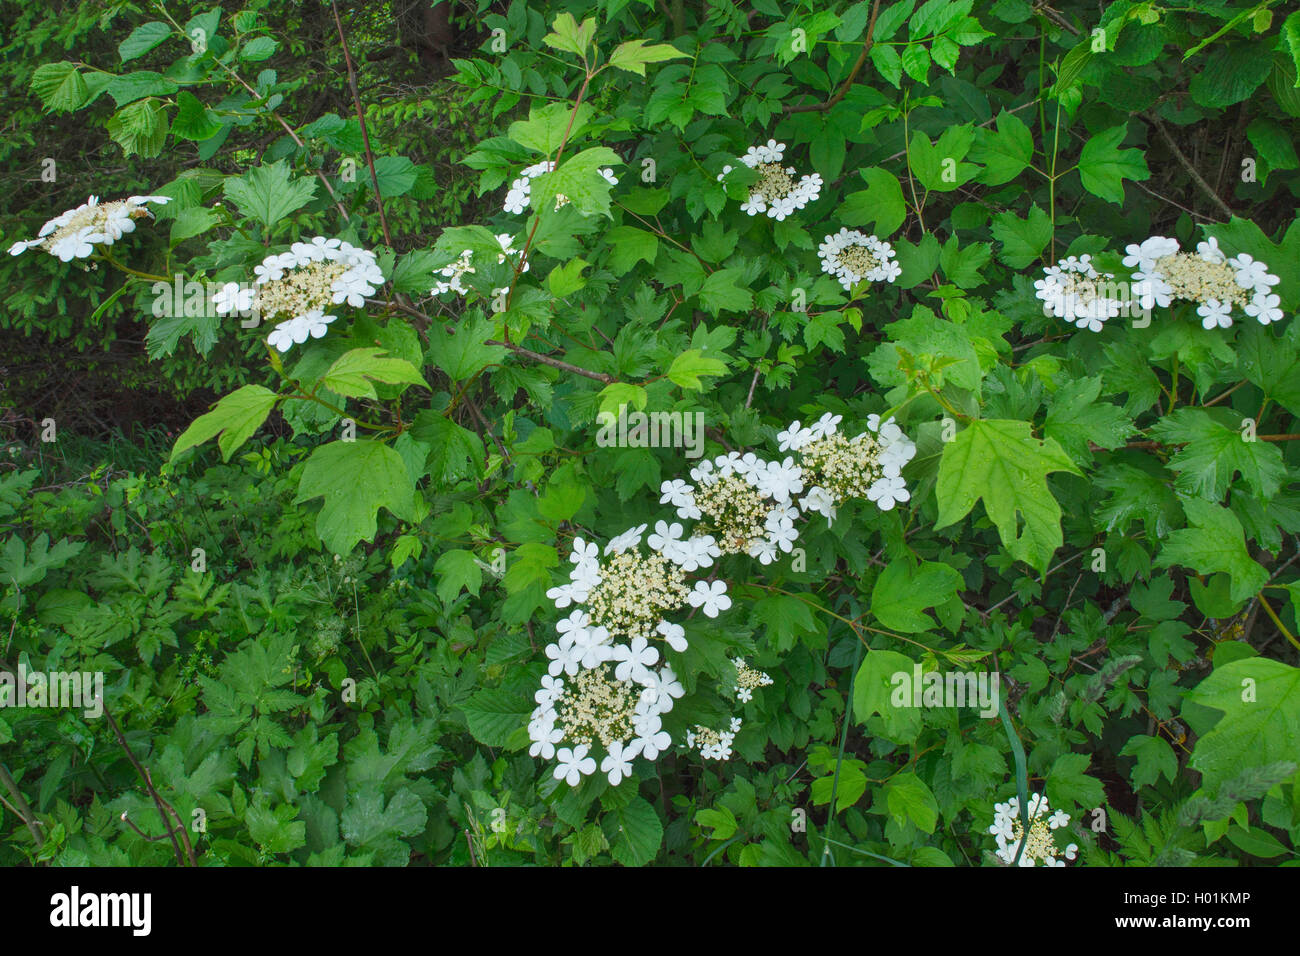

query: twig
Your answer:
[787,0,883,114]
[486,340,614,384]
[331,0,393,247]
[1148,114,1234,220]
[0,763,45,849]
[102,701,196,866]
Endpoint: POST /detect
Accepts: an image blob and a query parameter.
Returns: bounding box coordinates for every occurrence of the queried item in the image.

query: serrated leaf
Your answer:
[170,385,278,462]
[293,441,419,554]
[1077,124,1150,204]
[319,348,429,400]
[222,160,318,228]
[870,560,962,632]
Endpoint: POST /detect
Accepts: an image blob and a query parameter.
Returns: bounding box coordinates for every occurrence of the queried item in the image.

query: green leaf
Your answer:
[1149,408,1286,500]
[1076,124,1149,204]
[990,203,1052,268]
[870,560,962,633]
[1043,375,1133,465]
[106,99,168,158]
[507,101,593,154]
[1225,825,1290,859]
[1045,752,1105,809]
[531,146,621,218]
[934,420,1082,573]
[837,167,907,237]
[1119,734,1179,790]
[222,160,318,228]
[697,267,754,316]
[293,441,419,554]
[548,258,589,297]
[938,236,990,288]
[106,71,178,107]
[426,316,505,382]
[971,110,1034,186]
[884,771,939,833]
[608,39,686,75]
[695,805,738,840]
[170,385,278,462]
[605,225,659,275]
[604,797,663,866]
[752,593,823,652]
[853,649,923,742]
[1186,658,1300,790]
[667,349,729,389]
[543,12,597,58]
[119,22,172,63]
[1189,43,1274,108]
[462,687,533,747]
[319,348,429,400]
[240,36,277,61]
[1154,499,1269,605]
[30,62,91,112]
[171,90,222,141]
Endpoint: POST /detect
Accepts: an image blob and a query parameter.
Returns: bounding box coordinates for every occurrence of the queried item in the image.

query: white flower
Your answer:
[867,475,910,510]
[757,457,804,501]
[212,282,255,315]
[605,523,647,555]
[1122,235,1178,272]
[1244,291,1283,325]
[611,636,659,683]
[553,745,597,786]
[555,609,591,641]
[545,634,582,677]
[687,580,732,617]
[51,226,101,261]
[546,581,582,608]
[656,619,688,652]
[599,168,619,186]
[818,229,899,290]
[601,741,636,785]
[1230,253,1278,293]
[808,412,842,439]
[267,317,304,353]
[1197,298,1232,330]
[767,518,799,552]
[632,717,672,760]
[659,478,694,508]
[800,485,837,522]
[572,624,614,669]
[1196,236,1226,264]
[749,537,779,565]
[528,722,563,759]
[648,520,685,553]
[535,675,564,706]
[570,538,600,566]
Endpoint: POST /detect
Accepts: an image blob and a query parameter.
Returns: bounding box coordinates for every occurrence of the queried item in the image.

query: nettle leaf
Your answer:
[1149,407,1286,500]
[462,686,533,748]
[293,441,419,554]
[319,348,429,400]
[170,385,278,462]
[1236,321,1300,417]
[1076,124,1150,204]
[1045,752,1105,810]
[171,90,222,141]
[1186,658,1300,790]
[934,419,1082,573]
[870,560,962,633]
[1154,499,1269,605]
[222,160,318,228]
[607,39,686,75]
[30,62,92,112]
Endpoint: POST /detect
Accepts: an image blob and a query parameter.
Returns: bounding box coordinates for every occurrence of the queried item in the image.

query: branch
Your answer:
[0,763,45,849]
[486,340,614,384]
[331,0,394,247]
[786,0,883,114]
[102,701,196,866]
[1147,114,1235,220]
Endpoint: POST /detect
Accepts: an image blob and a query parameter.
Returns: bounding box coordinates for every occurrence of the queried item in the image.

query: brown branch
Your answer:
[331,0,394,247]
[102,701,196,867]
[486,340,614,384]
[786,0,883,114]
[1148,114,1235,220]
[0,763,44,849]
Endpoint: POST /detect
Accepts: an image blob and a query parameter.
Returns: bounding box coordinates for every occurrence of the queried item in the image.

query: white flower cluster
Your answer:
[686,717,743,761]
[778,411,916,524]
[1034,254,1132,333]
[660,449,806,565]
[988,792,1078,867]
[503,160,618,215]
[431,233,529,296]
[8,194,170,262]
[1124,235,1282,329]
[232,237,382,353]
[819,228,901,290]
[717,139,822,220]
[531,408,913,784]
